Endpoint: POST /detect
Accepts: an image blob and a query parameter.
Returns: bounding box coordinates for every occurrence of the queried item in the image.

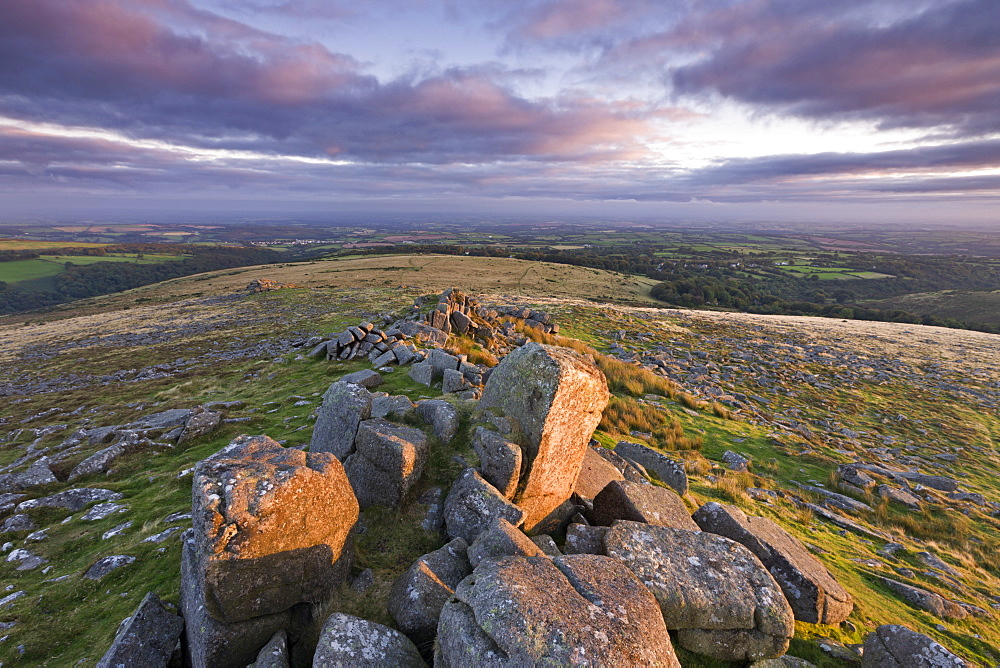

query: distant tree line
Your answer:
[0,244,279,314]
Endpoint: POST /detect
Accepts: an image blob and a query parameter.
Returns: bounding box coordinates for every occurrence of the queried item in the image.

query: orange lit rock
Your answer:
[479,343,609,531]
[191,435,358,624]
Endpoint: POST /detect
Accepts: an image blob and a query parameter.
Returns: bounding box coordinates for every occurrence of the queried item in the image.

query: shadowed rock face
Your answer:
[692,501,853,625]
[96,592,183,668]
[435,554,680,667]
[478,343,609,531]
[344,418,428,509]
[388,538,471,648]
[604,521,794,662]
[192,435,358,624]
[310,381,372,460]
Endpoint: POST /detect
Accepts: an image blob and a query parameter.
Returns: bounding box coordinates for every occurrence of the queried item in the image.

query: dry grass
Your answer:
[446,335,499,367]
[714,470,757,507]
[513,321,679,399]
[599,396,703,451]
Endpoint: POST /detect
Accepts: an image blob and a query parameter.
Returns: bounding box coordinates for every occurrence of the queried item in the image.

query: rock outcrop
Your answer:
[310,381,372,460]
[478,342,609,531]
[443,468,525,543]
[613,440,688,495]
[604,521,795,661]
[435,554,680,667]
[182,435,358,667]
[388,538,472,649]
[343,418,428,509]
[591,480,700,530]
[692,502,853,625]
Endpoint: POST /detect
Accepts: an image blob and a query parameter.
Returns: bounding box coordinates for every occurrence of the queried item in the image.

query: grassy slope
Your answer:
[0,257,997,666]
[867,289,1000,326]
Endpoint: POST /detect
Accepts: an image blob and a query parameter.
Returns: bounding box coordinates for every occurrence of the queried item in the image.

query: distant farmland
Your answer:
[0,253,185,286]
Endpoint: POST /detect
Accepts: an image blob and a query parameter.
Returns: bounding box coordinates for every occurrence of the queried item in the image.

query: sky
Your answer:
[0,0,998,225]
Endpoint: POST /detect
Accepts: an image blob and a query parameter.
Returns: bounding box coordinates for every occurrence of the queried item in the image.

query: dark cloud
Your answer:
[679,139,1000,187]
[667,0,1000,136]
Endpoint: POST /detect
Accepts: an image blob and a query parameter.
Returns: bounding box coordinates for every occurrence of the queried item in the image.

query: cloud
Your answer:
[665,0,1000,136]
[0,0,654,166]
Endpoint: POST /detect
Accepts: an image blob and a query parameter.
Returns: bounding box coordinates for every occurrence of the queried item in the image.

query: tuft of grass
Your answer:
[599,396,703,451]
[446,335,499,367]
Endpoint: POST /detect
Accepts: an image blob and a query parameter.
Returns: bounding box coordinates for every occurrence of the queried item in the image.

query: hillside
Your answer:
[866,290,1000,328]
[1,256,998,666]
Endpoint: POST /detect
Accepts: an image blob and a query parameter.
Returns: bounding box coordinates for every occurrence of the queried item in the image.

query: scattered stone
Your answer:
[723,450,751,471]
[178,407,223,445]
[0,514,35,533]
[592,480,699,530]
[895,472,959,493]
[915,552,960,578]
[142,527,182,543]
[877,485,922,510]
[798,484,872,514]
[418,487,444,533]
[103,521,133,540]
[7,548,47,570]
[838,464,876,489]
[441,369,465,394]
[81,502,129,521]
[479,343,610,531]
[388,538,471,647]
[613,441,688,495]
[443,468,525,544]
[371,395,414,420]
[861,624,971,667]
[573,446,625,500]
[310,381,372,460]
[593,447,648,483]
[313,613,426,667]
[605,521,794,661]
[84,555,136,580]
[350,568,375,594]
[344,419,428,509]
[0,458,58,493]
[408,362,435,387]
[692,502,854,625]
[751,657,818,667]
[436,554,679,667]
[879,578,968,619]
[470,427,521,499]
[17,488,123,512]
[0,591,26,610]
[529,534,561,557]
[96,592,184,668]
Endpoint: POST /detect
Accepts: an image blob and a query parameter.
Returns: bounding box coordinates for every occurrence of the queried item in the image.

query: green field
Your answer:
[0,253,185,284]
